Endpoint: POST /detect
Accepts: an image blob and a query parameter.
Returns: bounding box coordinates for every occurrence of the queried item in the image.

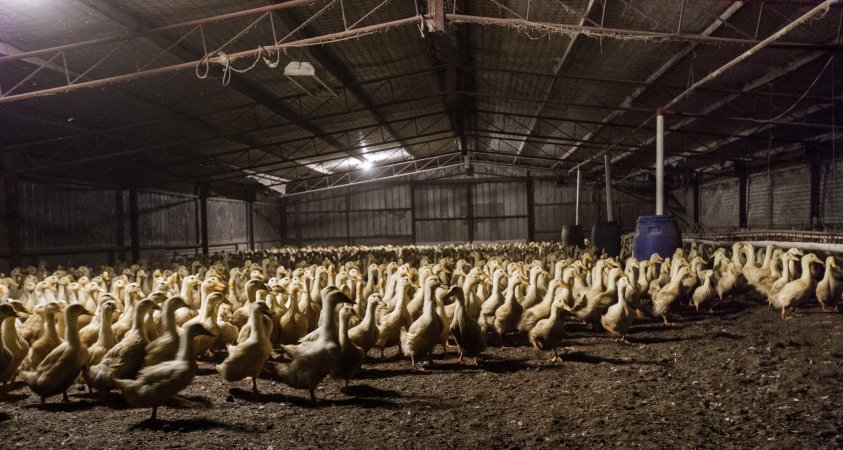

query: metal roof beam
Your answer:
[511,0,597,161]
[268,1,419,159]
[557,1,745,163]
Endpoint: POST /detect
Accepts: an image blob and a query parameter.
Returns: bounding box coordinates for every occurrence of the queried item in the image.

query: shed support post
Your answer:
[4,172,22,270]
[735,162,749,229]
[410,183,417,244]
[526,173,535,242]
[807,144,823,229]
[466,183,474,243]
[656,112,665,215]
[246,190,255,251]
[692,173,701,228]
[198,183,210,261]
[128,187,140,263]
[114,190,125,265]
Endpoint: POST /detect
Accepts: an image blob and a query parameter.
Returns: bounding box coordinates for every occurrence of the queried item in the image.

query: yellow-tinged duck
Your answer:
[272,288,353,402]
[1,303,29,393]
[400,276,445,369]
[773,253,822,319]
[330,305,364,389]
[86,300,118,367]
[347,294,382,354]
[184,291,229,358]
[375,276,415,357]
[528,293,566,362]
[816,256,841,312]
[444,286,486,364]
[493,270,528,344]
[218,302,273,393]
[115,322,213,422]
[19,304,92,403]
[600,277,635,343]
[86,299,159,393]
[143,296,191,367]
[23,302,61,370]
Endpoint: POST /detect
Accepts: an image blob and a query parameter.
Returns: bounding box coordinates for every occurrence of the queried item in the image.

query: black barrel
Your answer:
[591,221,621,257]
[560,224,585,248]
[632,215,682,260]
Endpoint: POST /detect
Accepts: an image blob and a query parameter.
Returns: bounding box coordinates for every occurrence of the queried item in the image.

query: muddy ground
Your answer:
[1,296,842,449]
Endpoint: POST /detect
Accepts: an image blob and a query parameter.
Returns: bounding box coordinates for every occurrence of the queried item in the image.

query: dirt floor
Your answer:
[1,296,842,449]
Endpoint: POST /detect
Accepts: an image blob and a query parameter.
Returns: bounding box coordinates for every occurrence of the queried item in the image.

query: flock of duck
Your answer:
[0,241,840,421]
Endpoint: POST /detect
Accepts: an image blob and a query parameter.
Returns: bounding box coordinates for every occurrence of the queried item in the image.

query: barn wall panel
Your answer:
[207,198,247,245]
[137,191,197,247]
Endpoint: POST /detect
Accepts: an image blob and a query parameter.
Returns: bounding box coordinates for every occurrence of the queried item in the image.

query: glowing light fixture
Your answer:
[283,61,336,97]
[360,159,374,171]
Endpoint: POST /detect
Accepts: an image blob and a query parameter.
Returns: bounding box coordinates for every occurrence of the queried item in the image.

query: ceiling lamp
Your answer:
[283,61,336,97]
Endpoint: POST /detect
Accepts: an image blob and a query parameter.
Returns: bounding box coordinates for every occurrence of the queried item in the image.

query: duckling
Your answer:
[218,302,273,394]
[773,253,822,319]
[691,272,717,312]
[22,302,61,370]
[330,305,364,389]
[528,295,566,362]
[1,303,29,394]
[444,286,486,365]
[716,262,740,304]
[86,299,159,393]
[115,323,213,422]
[143,296,191,367]
[86,300,118,367]
[347,294,382,354]
[19,304,92,403]
[400,276,445,369]
[600,277,635,343]
[816,256,841,312]
[112,282,143,341]
[272,288,353,402]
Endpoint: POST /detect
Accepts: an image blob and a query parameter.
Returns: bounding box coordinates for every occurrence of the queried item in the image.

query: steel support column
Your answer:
[807,144,823,228]
[128,187,140,263]
[198,183,210,259]
[735,162,750,229]
[114,190,125,265]
[466,183,474,243]
[692,173,701,228]
[526,172,535,242]
[246,190,256,251]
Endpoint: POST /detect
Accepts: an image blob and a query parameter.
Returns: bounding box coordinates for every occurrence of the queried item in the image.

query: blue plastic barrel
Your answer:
[632,215,682,260]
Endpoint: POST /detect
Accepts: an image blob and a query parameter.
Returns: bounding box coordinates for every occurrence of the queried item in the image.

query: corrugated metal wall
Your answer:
[414,184,469,243]
[283,176,652,245]
[1,179,283,270]
[699,179,740,231]
[472,181,527,242]
[208,198,248,246]
[253,201,284,249]
[822,159,843,227]
[138,191,198,248]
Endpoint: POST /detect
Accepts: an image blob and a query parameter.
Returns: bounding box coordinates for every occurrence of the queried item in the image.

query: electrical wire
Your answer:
[732,56,834,124]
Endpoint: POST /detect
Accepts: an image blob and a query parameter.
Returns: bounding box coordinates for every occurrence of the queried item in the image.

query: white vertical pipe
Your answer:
[656,111,665,215]
[575,168,581,225]
[604,154,613,221]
